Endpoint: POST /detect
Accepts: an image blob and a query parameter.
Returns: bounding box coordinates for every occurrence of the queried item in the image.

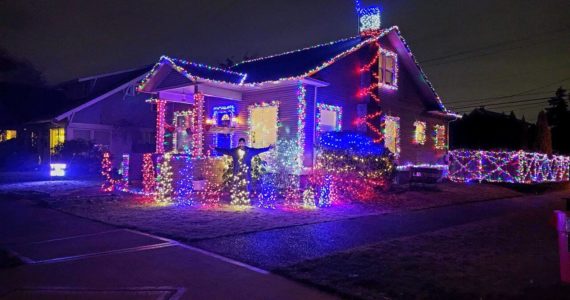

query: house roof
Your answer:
[230,35,368,83]
[0,66,151,127]
[139,26,456,114]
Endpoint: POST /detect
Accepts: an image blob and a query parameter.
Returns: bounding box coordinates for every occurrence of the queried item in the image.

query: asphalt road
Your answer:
[191,192,567,270]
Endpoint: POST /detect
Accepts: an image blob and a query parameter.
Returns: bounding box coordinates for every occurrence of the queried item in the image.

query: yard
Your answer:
[1,179,567,299]
[4,181,522,242]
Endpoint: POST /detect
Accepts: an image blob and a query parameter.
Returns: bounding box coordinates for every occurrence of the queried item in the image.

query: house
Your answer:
[0,66,155,170]
[136,4,457,183]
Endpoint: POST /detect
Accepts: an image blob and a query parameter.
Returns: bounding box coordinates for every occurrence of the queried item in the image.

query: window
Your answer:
[212,105,236,128]
[434,125,447,150]
[384,116,400,156]
[249,102,279,148]
[0,130,17,142]
[173,110,194,153]
[73,129,91,141]
[413,121,427,145]
[379,49,398,90]
[316,103,343,132]
[50,128,65,153]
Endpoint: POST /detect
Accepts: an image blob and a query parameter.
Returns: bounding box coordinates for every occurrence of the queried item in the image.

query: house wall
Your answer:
[313,42,448,165]
[69,90,155,164]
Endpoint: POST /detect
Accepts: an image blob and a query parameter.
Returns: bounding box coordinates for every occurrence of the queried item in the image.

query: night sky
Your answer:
[1,0,569,120]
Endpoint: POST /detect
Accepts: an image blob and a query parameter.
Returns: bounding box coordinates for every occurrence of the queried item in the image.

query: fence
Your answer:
[448,150,570,184]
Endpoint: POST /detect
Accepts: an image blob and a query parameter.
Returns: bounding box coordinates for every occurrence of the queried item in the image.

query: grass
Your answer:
[278,209,567,299]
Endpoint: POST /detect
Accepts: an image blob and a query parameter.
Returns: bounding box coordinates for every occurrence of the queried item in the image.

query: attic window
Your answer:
[379,49,398,90]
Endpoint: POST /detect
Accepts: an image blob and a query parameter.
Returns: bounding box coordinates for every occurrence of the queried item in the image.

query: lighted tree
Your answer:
[534,111,552,155]
[101,152,114,192]
[230,163,250,206]
[155,153,173,203]
[142,153,156,195]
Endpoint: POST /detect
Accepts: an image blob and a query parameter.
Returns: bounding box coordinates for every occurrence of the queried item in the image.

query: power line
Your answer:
[445,91,554,105]
[446,77,570,104]
[420,27,570,65]
[450,97,550,109]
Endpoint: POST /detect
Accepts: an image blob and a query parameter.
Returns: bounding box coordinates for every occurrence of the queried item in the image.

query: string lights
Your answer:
[316,103,343,132]
[449,150,570,184]
[383,115,401,157]
[155,153,173,203]
[192,92,205,158]
[433,124,447,150]
[296,83,306,170]
[101,152,115,192]
[118,154,130,191]
[413,121,427,145]
[142,153,156,195]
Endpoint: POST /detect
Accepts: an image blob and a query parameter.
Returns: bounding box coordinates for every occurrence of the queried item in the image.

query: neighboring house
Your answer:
[137,5,458,173]
[0,66,155,168]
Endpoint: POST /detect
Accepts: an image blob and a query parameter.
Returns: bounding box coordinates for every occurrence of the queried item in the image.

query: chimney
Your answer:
[356,1,382,37]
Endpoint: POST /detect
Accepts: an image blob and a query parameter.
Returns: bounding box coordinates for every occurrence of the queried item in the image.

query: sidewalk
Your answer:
[0,199,334,300]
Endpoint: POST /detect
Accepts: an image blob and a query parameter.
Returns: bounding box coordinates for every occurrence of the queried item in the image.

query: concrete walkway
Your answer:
[0,199,334,299]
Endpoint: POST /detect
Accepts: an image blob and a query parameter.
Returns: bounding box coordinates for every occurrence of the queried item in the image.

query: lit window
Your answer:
[173,110,194,153]
[384,116,400,156]
[50,128,65,153]
[317,103,342,132]
[0,130,17,142]
[249,102,278,148]
[413,121,427,145]
[379,49,398,90]
[434,125,447,150]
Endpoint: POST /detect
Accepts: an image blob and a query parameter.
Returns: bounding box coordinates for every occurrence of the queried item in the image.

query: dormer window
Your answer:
[379,49,398,90]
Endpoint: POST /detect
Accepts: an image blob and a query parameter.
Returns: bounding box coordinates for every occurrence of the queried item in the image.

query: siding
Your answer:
[313,40,448,165]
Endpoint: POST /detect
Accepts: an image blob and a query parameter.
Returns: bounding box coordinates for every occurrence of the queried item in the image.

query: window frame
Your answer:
[378,48,398,90]
[316,103,343,133]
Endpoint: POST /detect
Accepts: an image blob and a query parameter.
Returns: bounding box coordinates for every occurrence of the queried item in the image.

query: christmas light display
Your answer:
[101,152,115,192]
[212,105,236,127]
[229,162,250,206]
[433,124,447,150]
[118,154,130,191]
[356,0,382,36]
[172,110,194,154]
[156,153,173,203]
[142,153,156,195]
[383,115,400,157]
[296,83,306,170]
[192,92,205,158]
[317,174,333,207]
[449,150,570,184]
[316,103,343,132]
[155,99,166,154]
[137,56,248,91]
[316,132,394,201]
[413,121,427,145]
[303,187,316,209]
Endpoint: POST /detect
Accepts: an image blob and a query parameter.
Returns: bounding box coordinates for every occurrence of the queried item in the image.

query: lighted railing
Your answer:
[449,150,570,184]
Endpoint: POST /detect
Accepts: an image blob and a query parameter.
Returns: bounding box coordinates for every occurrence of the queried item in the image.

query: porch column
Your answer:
[156,99,166,154]
[192,92,205,158]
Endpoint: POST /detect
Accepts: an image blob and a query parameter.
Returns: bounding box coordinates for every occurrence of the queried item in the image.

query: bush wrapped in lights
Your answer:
[449,150,570,184]
[316,132,395,201]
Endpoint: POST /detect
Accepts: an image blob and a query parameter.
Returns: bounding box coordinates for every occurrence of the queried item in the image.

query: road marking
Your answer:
[3,286,186,300]
[127,229,271,275]
[28,242,176,264]
[2,229,124,246]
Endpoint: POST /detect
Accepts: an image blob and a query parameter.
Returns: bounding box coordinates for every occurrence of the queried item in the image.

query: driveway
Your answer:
[0,199,334,300]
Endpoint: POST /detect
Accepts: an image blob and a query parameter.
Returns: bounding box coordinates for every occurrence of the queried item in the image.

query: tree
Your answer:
[545,87,568,127]
[0,47,45,86]
[533,111,552,154]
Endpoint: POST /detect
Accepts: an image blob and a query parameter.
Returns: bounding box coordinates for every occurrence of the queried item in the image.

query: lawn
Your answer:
[278,209,568,299]
[16,181,523,242]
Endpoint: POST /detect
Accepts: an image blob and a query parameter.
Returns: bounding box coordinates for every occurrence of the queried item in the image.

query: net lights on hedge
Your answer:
[449,150,570,184]
[155,153,174,203]
[142,153,156,195]
[101,152,115,192]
